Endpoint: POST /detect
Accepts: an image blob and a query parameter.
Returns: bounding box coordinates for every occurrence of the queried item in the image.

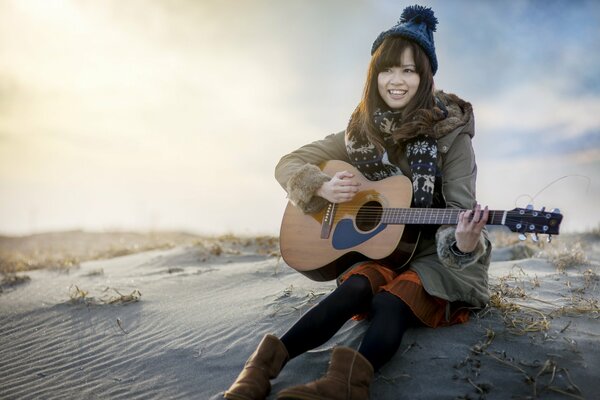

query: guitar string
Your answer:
[320,207,558,230]
[321,217,558,231]
[331,206,557,217]
[336,207,558,218]
[331,205,555,213]
[330,208,554,219]
[329,207,553,214]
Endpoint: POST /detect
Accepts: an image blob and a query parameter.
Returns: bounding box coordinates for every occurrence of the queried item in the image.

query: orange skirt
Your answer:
[339,261,470,328]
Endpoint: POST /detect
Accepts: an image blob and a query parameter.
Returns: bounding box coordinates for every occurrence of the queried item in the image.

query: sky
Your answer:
[0,0,599,236]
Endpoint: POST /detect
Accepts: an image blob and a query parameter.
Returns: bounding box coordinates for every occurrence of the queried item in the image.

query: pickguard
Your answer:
[331,219,387,250]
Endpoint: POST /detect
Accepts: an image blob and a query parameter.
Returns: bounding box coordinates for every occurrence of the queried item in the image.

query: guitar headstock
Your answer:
[505,205,563,242]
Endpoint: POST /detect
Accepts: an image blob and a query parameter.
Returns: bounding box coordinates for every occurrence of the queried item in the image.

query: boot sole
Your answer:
[223,391,256,400]
[276,389,325,400]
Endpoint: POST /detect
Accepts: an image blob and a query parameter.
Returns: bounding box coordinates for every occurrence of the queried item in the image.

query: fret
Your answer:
[383,208,508,226]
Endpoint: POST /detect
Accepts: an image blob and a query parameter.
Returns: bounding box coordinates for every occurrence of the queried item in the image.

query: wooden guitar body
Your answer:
[279,160,414,281]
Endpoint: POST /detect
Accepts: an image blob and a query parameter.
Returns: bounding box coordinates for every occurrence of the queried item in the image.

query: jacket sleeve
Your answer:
[436,132,490,270]
[275,131,350,213]
[441,133,477,210]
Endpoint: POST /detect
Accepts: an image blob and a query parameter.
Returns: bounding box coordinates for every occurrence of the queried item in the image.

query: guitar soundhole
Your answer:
[356,201,383,232]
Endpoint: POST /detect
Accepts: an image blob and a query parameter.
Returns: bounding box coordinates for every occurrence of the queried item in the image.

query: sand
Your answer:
[0,232,598,399]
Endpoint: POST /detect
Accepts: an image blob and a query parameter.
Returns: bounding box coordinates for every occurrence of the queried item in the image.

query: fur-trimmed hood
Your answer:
[433,90,474,139]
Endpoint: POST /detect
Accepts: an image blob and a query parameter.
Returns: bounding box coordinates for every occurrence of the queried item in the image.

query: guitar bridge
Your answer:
[320,202,337,239]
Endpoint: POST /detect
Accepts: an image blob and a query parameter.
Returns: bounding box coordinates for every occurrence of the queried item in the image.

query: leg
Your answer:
[281,274,373,359]
[358,291,416,371]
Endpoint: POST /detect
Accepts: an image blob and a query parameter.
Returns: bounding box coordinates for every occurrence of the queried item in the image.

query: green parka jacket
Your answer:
[275,92,491,308]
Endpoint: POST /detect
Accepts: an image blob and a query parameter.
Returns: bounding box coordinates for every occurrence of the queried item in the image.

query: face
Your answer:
[377,46,420,110]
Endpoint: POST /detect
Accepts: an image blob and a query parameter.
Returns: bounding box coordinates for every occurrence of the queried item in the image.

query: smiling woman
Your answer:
[225,5,494,400]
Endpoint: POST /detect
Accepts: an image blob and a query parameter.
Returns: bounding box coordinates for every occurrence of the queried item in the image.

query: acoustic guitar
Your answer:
[279,160,563,281]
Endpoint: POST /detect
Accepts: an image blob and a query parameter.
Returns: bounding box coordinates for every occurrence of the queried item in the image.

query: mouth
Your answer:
[388,89,407,97]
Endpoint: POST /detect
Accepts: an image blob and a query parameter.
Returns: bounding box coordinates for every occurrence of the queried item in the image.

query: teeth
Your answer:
[389,89,407,95]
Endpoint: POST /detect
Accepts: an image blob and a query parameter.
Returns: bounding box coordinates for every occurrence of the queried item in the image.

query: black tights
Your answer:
[280,275,416,371]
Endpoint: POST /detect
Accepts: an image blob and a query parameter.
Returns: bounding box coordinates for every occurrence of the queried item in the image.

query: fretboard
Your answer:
[381,208,507,225]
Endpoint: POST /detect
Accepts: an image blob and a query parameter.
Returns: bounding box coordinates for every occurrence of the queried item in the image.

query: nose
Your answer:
[389,69,404,85]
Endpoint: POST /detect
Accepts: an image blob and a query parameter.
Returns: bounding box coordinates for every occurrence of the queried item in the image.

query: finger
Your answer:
[473,204,486,225]
[472,204,481,223]
[338,179,360,187]
[335,171,355,180]
[334,184,359,193]
[460,211,470,224]
[331,177,359,189]
[457,211,467,230]
[335,188,358,196]
[335,187,355,197]
[464,209,473,224]
[477,206,489,228]
[337,193,355,202]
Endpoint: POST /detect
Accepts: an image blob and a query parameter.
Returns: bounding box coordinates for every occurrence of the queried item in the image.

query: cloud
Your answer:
[474,80,600,160]
[435,0,600,96]
[1,0,599,234]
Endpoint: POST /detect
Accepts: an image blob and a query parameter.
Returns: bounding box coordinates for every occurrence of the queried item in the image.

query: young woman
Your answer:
[225,5,491,400]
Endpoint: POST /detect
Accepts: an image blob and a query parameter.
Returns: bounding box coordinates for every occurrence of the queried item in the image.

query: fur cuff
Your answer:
[436,226,487,270]
[286,164,331,213]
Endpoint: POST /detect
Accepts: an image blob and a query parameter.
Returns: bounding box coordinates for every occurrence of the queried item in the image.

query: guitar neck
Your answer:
[382,208,506,226]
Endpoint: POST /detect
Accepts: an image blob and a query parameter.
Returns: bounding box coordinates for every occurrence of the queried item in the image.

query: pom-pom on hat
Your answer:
[371,5,439,75]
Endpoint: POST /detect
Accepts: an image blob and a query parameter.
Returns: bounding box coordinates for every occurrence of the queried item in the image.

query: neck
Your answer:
[381,208,504,226]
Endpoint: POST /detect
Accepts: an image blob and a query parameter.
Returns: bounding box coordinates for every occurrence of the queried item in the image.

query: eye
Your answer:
[403,67,416,73]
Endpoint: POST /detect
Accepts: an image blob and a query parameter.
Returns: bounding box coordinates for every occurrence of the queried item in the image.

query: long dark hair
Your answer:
[347,36,442,147]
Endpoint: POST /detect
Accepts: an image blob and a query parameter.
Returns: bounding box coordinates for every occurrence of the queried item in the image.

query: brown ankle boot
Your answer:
[276,347,374,400]
[224,334,289,400]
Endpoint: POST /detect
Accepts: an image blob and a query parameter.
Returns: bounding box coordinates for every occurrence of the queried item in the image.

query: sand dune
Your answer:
[0,232,598,399]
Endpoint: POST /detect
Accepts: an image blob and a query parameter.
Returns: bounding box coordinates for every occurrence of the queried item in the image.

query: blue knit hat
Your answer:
[371,5,439,75]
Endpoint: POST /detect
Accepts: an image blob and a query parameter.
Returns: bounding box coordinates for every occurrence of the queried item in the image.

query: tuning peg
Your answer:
[519,233,527,241]
[547,235,552,243]
[526,204,534,211]
[550,208,560,214]
[531,233,539,243]
[540,206,546,212]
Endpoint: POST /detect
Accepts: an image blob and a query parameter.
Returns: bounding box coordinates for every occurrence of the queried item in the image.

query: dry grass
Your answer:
[488,290,551,335]
[0,273,31,293]
[0,231,280,274]
[463,330,585,399]
[68,284,142,306]
[491,228,592,275]
[268,284,328,317]
[0,231,206,273]
[195,234,280,258]
[487,288,594,334]
[486,241,599,334]
[545,242,589,272]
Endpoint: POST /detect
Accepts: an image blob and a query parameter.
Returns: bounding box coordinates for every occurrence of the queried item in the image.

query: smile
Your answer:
[388,89,407,95]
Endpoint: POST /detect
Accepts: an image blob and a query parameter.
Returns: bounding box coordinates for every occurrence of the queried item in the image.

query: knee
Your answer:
[371,291,411,316]
[340,274,372,299]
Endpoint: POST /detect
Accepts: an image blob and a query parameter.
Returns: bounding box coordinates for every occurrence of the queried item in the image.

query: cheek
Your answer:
[410,76,421,91]
[377,76,386,96]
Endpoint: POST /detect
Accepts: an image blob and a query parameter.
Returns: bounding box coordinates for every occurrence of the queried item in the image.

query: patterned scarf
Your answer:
[345,109,441,208]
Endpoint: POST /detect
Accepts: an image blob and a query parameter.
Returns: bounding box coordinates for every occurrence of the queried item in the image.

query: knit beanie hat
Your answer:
[371,5,439,75]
